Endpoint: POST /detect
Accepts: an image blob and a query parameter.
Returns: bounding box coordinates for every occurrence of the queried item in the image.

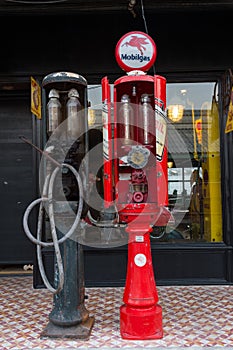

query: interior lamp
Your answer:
[167,104,184,122]
[167,89,187,122]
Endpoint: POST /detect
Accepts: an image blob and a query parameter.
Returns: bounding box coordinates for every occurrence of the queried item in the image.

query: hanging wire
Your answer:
[140,0,156,75]
[140,0,149,35]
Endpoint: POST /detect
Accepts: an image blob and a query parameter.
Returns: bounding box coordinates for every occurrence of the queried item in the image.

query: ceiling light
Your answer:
[167,104,184,122]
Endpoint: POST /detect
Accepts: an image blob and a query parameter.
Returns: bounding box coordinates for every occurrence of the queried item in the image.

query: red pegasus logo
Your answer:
[122,35,149,55]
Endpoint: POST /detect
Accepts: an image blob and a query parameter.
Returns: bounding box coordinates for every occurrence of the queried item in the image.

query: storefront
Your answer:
[0,2,233,286]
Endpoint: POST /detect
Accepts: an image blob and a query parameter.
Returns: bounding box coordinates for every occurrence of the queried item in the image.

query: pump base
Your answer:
[40,316,95,340]
[120,304,163,340]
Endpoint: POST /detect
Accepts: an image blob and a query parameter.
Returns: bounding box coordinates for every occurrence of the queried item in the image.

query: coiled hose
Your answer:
[23,163,84,294]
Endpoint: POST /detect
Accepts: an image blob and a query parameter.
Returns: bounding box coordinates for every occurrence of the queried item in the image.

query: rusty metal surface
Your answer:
[40,316,95,339]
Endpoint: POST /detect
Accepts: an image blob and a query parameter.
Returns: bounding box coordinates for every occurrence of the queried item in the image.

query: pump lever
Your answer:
[19,136,62,168]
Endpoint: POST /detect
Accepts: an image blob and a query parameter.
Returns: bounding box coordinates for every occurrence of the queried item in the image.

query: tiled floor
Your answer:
[1,276,233,349]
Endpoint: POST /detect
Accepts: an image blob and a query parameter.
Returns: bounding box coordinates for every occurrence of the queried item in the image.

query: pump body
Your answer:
[100,30,172,339]
[23,72,94,339]
[102,72,170,339]
[41,72,94,338]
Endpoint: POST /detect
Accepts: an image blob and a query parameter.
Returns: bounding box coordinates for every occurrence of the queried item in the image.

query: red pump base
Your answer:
[120,304,163,340]
[119,223,163,340]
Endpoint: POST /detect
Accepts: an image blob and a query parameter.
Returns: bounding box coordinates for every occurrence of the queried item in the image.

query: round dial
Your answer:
[127,146,150,169]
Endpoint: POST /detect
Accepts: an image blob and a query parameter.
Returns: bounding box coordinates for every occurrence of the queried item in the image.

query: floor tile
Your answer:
[1,276,233,349]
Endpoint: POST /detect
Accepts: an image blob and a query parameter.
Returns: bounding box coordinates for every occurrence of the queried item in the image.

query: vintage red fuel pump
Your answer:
[102,31,171,339]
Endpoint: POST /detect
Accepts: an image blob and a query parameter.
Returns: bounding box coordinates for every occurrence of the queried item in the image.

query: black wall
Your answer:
[0,9,231,83]
[0,92,35,264]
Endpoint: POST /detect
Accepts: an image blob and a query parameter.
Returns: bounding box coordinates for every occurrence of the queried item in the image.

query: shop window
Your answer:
[166,82,223,243]
[87,82,223,244]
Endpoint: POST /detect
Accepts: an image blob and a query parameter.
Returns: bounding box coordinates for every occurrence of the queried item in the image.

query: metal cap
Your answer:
[68,88,79,98]
[48,89,60,99]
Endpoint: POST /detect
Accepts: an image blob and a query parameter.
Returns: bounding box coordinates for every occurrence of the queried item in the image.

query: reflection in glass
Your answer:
[86,82,223,244]
[166,82,222,243]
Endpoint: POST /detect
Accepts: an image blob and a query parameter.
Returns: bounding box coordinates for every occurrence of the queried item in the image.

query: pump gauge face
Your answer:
[127,146,150,169]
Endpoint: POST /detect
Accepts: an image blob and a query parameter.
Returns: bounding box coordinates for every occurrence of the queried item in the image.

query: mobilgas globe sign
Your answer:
[115,31,157,72]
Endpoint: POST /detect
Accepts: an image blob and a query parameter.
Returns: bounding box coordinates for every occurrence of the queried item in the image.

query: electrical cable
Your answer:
[23,163,84,294]
[140,0,156,76]
[140,0,149,35]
